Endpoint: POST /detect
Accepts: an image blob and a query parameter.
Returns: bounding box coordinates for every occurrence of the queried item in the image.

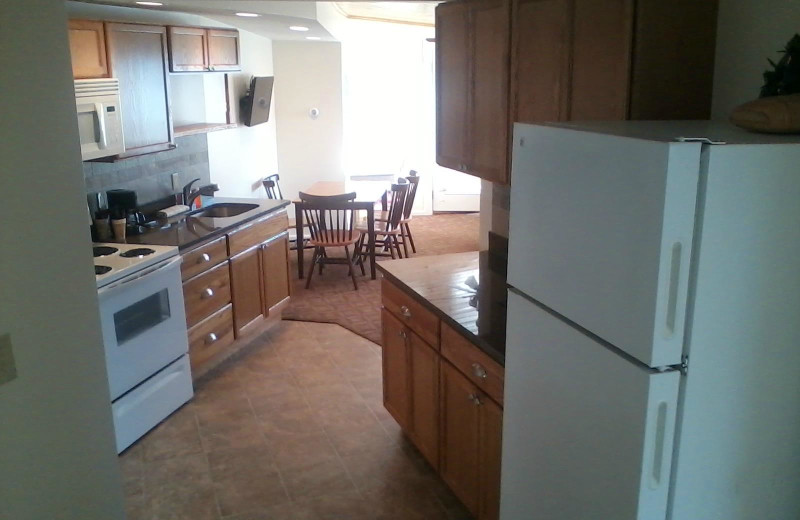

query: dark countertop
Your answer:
[126,197,290,251]
[377,249,507,365]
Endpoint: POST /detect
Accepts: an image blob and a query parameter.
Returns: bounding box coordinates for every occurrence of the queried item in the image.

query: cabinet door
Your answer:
[408,330,440,470]
[229,246,265,336]
[435,1,470,172]
[68,20,108,79]
[478,396,503,520]
[106,23,173,156]
[382,309,410,430]
[511,0,571,123]
[168,26,208,72]
[440,361,480,516]
[570,0,633,120]
[207,29,241,71]
[469,0,511,184]
[261,233,290,312]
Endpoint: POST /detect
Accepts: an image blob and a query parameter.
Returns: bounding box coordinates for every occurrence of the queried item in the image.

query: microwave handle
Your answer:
[95,102,108,150]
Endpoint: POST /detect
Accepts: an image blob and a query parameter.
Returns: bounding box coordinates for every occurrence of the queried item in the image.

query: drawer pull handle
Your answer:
[201,287,214,299]
[468,393,482,406]
[197,253,211,264]
[471,363,488,380]
[400,305,411,319]
[205,332,218,345]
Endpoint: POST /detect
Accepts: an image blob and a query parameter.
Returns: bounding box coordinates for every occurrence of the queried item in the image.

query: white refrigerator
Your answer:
[501,121,800,520]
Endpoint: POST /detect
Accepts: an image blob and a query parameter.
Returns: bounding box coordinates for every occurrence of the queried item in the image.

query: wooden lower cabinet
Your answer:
[229,245,265,336]
[261,233,291,311]
[381,280,503,520]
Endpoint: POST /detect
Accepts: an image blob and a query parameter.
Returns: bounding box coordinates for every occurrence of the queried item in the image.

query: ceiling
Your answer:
[71,1,438,41]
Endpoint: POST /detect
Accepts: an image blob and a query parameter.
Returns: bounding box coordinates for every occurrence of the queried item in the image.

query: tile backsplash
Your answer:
[83,134,211,206]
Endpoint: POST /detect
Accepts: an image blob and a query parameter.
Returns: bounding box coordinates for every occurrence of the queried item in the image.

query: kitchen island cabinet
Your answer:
[378,251,506,519]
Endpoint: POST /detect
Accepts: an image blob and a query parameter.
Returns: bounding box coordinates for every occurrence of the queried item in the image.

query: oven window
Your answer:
[113,289,171,345]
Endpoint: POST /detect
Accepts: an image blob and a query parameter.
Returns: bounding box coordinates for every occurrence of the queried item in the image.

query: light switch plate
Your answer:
[0,333,18,387]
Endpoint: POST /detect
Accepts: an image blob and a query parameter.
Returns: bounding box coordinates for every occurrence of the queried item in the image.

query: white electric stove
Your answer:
[93,242,193,453]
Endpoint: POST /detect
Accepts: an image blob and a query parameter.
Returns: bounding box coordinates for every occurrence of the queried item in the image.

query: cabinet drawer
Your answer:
[188,304,234,371]
[441,323,504,405]
[183,261,230,327]
[381,279,440,348]
[228,211,288,256]
[181,236,228,281]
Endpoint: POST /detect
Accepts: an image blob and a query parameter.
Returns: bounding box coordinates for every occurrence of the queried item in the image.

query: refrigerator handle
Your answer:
[649,401,669,489]
[665,242,682,336]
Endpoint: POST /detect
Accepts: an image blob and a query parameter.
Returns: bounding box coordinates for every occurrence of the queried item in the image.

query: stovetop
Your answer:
[93,242,179,288]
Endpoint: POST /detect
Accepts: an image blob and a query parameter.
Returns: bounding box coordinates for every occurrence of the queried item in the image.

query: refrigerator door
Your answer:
[508,124,701,367]
[501,291,680,520]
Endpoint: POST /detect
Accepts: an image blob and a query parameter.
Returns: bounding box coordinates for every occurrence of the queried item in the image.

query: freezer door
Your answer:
[501,291,680,520]
[508,124,701,367]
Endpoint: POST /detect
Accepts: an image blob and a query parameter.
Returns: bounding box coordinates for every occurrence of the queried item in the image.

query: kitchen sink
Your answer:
[192,203,259,218]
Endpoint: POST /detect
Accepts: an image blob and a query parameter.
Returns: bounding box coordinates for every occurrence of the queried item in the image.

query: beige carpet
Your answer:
[282,213,480,344]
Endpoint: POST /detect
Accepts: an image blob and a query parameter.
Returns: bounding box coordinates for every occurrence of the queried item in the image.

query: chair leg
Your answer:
[399,225,410,257]
[345,245,359,291]
[405,223,417,253]
[319,248,325,275]
[393,235,403,259]
[388,235,396,259]
[354,237,366,275]
[305,247,319,289]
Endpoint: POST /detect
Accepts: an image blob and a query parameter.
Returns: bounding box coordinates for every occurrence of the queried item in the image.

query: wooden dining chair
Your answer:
[298,191,361,290]
[397,172,420,255]
[355,182,409,265]
[262,174,283,200]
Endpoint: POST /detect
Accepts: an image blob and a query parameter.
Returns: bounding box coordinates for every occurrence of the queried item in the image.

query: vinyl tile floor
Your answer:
[121,320,473,520]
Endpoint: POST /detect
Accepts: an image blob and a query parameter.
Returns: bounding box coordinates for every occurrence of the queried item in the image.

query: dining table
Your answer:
[293,180,391,280]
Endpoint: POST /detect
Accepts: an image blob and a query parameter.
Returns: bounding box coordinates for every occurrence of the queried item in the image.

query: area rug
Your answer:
[282,213,480,344]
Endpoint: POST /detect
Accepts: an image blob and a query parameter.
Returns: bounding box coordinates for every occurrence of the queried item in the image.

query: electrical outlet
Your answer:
[171,173,181,191]
[0,333,18,387]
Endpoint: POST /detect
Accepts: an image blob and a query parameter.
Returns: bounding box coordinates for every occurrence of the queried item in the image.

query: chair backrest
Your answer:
[401,173,420,219]
[298,191,360,244]
[385,183,410,230]
[262,174,283,199]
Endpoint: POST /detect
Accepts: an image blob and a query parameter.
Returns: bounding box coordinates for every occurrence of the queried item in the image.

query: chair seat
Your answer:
[356,218,401,235]
[308,235,361,248]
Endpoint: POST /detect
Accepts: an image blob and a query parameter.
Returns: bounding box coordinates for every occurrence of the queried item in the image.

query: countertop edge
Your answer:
[377,263,505,367]
[178,199,291,252]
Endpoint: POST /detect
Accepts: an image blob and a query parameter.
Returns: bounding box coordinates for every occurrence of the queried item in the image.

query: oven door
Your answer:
[98,256,189,400]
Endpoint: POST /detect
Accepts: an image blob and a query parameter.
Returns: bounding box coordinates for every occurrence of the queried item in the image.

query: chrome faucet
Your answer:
[182,178,219,209]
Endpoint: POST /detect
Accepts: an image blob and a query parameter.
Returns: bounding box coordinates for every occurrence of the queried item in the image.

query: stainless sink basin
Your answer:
[192,203,259,218]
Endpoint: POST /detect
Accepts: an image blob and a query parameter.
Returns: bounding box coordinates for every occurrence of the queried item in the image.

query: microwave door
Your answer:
[76,101,105,158]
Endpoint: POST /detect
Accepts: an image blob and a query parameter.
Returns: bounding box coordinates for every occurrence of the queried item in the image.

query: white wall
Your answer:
[272,41,345,200]
[0,1,125,518]
[208,30,280,198]
[711,0,800,120]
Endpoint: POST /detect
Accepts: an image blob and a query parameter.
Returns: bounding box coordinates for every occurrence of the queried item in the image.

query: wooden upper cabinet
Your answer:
[68,20,109,79]
[167,26,240,72]
[470,0,511,184]
[105,23,173,156]
[207,29,241,71]
[435,1,470,172]
[167,26,208,72]
[511,0,572,123]
[569,0,634,120]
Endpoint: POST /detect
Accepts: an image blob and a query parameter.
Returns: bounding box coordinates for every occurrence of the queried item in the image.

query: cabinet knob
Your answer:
[201,287,214,299]
[398,330,408,340]
[467,393,482,406]
[400,305,411,319]
[205,332,218,345]
[471,363,488,380]
[197,253,211,264]
[209,65,215,71]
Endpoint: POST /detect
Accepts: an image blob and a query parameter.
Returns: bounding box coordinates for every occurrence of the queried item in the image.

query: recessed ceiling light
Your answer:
[289,26,310,32]
[235,12,259,17]
[306,36,321,40]
[135,1,163,5]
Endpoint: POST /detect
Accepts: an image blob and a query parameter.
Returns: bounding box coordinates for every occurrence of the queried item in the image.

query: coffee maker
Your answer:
[106,189,146,234]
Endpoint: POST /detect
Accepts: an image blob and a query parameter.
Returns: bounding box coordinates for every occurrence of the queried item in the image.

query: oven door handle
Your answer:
[98,256,182,297]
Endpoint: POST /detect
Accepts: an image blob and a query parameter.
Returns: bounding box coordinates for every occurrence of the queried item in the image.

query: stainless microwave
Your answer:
[75,78,125,160]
